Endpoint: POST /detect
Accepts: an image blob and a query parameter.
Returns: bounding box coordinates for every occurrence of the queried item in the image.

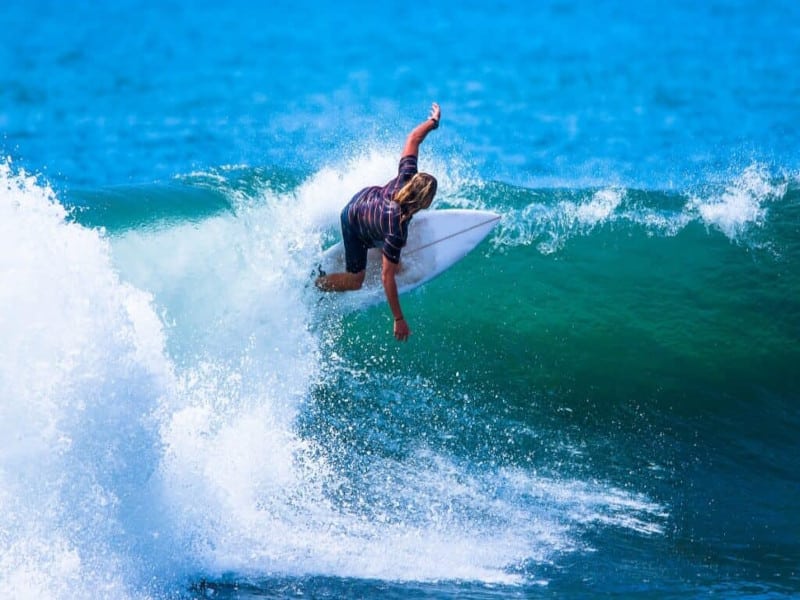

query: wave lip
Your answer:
[689,163,789,239]
[489,163,792,255]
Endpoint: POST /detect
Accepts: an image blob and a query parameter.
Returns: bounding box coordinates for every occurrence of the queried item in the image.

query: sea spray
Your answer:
[489,163,791,255]
[0,160,174,598]
[689,163,789,240]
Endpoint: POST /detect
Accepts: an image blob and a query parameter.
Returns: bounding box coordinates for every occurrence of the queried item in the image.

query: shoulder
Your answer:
[398,154,418,176]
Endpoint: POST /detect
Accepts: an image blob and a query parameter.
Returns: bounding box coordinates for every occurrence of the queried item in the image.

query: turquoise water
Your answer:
[2,1,799,598]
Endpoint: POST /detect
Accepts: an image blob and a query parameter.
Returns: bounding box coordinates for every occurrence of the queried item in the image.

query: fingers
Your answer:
[394,321,411,341]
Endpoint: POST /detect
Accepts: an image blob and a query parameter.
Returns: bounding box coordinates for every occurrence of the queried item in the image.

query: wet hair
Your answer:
[394,172,437,220]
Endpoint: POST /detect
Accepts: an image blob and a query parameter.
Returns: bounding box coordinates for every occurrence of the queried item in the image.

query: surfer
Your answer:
[316,102,441,342]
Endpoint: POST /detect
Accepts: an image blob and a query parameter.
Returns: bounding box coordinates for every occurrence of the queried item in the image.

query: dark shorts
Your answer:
[341,207,369,273]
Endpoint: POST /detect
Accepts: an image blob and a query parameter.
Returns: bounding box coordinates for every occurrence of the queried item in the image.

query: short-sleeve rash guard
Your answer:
[344,155,418,264]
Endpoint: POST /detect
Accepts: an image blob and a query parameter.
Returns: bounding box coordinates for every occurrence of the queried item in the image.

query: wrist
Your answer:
[394,316,405,322]
[429,117,439,129]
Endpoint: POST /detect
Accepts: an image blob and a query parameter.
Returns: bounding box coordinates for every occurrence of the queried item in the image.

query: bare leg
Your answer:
[315,270,365,291]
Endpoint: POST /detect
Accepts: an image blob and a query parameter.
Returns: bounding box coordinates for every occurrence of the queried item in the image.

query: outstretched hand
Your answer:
[401,102,442,159]
[394,318,411,342]
[429,102,441,125]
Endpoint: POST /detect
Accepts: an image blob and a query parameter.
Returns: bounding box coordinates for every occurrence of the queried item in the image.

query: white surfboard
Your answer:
[318,209,501,311]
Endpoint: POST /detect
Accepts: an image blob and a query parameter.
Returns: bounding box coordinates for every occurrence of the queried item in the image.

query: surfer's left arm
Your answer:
[381,255,410,341]
[401,102,441,158]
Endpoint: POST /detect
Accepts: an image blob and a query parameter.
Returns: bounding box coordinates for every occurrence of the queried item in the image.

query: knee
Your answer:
[351,271,366,290]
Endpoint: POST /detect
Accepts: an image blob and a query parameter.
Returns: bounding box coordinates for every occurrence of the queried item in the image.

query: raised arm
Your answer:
[401,102,441,158]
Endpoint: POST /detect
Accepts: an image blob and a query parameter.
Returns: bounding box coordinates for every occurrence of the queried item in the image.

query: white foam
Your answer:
[491,163,790,254]
[492,187,626,254]
[571,188,624,226]
[0,160,174,599]
[689,163,788,239]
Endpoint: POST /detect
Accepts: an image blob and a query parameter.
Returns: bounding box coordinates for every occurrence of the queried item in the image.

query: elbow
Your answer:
[409,131,426,148]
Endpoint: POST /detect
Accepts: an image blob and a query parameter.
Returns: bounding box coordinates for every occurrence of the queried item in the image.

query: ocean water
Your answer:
[2,1,799,598]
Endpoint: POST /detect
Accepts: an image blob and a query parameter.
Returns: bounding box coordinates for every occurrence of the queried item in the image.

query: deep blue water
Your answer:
[5,0,799,189]
[1,1,799,599]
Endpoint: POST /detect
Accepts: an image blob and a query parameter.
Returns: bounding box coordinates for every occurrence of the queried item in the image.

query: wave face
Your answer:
[2,156,798,598]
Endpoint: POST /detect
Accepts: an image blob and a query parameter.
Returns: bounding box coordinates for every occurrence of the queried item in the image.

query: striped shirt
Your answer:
[345,155,418,264]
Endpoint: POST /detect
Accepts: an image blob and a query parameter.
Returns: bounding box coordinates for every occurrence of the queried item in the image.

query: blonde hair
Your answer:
[394,173,437,221]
